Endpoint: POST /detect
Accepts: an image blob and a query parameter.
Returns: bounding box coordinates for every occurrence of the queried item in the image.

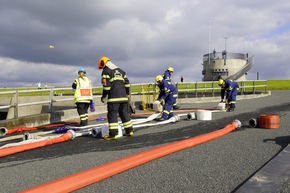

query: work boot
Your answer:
[227,108,235,112]
[125,128,134,136]
[125,131,134,136]
[104,135,118,141]
[155,117,166,121]
[173,106,180,110]
[80,120,87,126]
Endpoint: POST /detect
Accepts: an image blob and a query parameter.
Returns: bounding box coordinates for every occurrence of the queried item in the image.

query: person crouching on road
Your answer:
[218,78,239,112]
[72,68,93,126]
[98,56,133,141]
[155,75,177,121]
[162,67,180,110]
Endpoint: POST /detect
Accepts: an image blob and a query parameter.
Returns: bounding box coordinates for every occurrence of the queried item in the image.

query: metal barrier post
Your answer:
[14,91,19,119]
[195,82,198,98]
[253,80,256,94]
[212,81,215,97]
[241,81,244,95]
[49,89,54,113]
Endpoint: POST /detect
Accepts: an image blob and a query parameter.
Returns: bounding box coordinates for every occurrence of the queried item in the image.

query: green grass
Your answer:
[267,80,290,90]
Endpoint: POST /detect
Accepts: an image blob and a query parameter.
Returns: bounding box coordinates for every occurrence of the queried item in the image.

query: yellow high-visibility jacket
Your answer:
[73,77,93,103]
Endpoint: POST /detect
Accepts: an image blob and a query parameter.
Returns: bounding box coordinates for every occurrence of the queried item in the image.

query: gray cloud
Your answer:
[0,0,290,87]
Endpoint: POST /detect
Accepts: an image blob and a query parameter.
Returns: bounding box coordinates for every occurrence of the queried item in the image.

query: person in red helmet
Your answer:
[98,56,133,140]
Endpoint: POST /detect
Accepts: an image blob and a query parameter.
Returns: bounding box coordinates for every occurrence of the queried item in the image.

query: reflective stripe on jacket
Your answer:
[157,80,177,101]
[221,79,239,100]
[101,61,130,103]
[74,77,93,103]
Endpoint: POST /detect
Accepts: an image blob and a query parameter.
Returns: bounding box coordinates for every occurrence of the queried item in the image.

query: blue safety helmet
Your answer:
[78,68,86,74]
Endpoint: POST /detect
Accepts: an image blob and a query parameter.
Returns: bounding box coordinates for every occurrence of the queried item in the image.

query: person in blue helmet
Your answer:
[162,67,180,109]
[155,75,178,121]
[72,68,94,126]
[218,78,239,112]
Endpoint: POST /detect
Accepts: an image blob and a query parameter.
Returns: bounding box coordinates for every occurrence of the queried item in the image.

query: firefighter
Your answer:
[98,56,133,140]
[162,67,180,109]
[72,68,93,126]
[162,67,174,82]
[155,75,177,121]
[218,78,239,112]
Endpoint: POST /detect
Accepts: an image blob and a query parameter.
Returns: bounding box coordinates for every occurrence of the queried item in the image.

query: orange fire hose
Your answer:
[20,120,241,193]
[5,122,79,136]
[0,131,74,158]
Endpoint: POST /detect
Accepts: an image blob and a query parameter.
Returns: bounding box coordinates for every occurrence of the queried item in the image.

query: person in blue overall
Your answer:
[218,78,239,112]
[155,75,178,121]
[162,67,180,109]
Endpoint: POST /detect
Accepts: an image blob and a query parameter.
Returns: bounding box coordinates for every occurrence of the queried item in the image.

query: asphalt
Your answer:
[0,90,290,193]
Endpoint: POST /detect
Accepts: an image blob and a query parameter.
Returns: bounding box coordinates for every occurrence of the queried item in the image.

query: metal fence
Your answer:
[0,87,103,119]
[0,80,267,120]
[175,80,267,98]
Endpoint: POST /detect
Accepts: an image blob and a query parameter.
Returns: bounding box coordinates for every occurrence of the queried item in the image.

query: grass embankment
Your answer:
[267,80,290,90]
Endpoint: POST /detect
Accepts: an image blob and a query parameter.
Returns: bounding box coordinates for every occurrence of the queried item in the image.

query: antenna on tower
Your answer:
[224,34,229,51]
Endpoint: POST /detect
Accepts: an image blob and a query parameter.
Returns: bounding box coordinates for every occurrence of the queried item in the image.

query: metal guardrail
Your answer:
[175,80,267,98]
[0,87,103,119]
[0,80,267,119]
[131,80,267,96]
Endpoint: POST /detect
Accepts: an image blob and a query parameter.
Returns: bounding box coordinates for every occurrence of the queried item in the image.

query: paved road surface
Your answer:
[0,90,290,193]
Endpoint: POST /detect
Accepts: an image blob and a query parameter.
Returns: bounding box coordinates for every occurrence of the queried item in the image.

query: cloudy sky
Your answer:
[0,0,290,88]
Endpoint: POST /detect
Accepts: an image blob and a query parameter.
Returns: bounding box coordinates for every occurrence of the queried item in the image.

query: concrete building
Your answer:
[202,50,254,81]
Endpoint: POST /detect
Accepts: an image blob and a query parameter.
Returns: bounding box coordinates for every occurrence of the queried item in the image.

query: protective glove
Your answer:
[101,97,106,103]
[159,99,165,106]
[127,95,131,102]
[90,100,95,112]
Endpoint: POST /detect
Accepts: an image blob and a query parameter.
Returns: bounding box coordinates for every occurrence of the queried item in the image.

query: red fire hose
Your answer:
[0,130,75,157]
[20,120,241,193]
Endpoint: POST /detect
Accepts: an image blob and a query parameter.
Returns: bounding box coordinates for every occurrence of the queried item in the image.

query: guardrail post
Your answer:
[49,88,54,113]
[212,81,215,97]
[195,82,198,98]
[176,83,179,98]
[265,80,267,93]
[253,80,256,94]
[14,91,19,119]
[241,81,244,95]
[185,84,188,98]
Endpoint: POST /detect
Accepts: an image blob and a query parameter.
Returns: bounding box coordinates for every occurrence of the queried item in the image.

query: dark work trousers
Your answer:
[107,102,133,136]
[227,89,238,109]
[161,94,174,120]
[76,102,90,126]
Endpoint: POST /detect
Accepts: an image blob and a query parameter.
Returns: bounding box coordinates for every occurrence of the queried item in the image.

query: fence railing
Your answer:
[175,80,267,98]
[132,80,268,96]
[0,87,104,119]
[0,80,267,120]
